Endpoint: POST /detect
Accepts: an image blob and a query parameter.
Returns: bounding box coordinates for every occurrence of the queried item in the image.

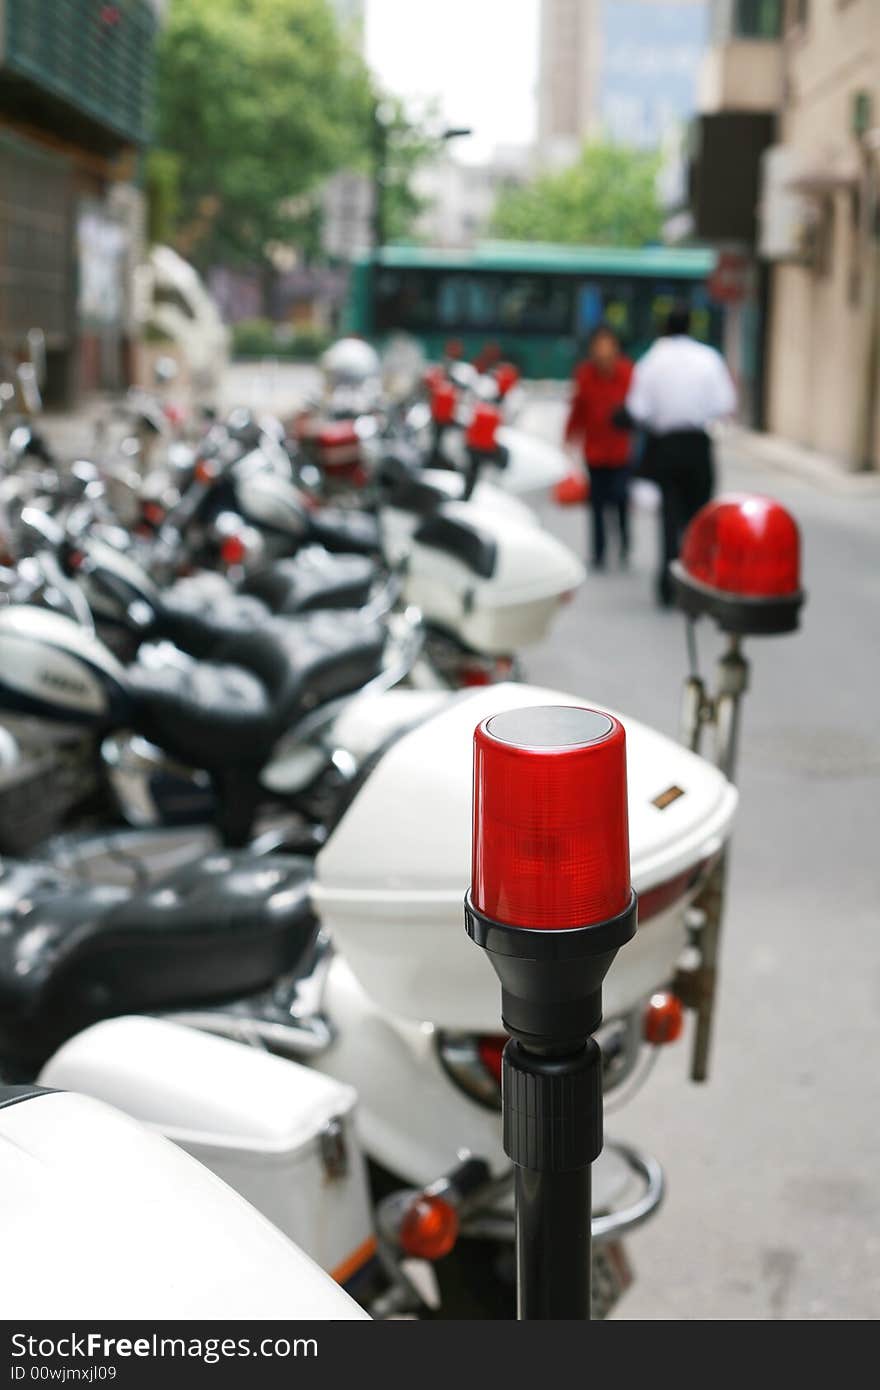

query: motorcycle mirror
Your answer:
[26,328,47,389]
[406,401,431,432]
[64,501,95,541]
[16,362,42,416]
[20,505,64,550]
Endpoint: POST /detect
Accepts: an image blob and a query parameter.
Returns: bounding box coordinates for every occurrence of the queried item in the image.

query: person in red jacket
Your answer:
[565,326,634,570]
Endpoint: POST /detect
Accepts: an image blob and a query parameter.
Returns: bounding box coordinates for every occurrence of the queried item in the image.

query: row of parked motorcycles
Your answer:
[0,337,803,1320]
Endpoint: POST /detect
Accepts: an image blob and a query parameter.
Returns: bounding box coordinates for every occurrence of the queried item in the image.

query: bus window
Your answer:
[497,275,569,333]
[576,284,604,338]
[375,269,428,332]
[604,298,631,341]
[575,283,634,349]
[435,274,498,329]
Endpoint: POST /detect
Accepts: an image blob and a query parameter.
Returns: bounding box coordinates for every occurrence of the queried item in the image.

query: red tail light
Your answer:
[476,1035,505,1086]
[466,403,501,453]
[398,1193,459,1261]
[459,664,493,687]
[317,421,359,450]
[472,707,631,930]
[644,991,685,1046]
[194,458,217,485]
[220,534,247,567]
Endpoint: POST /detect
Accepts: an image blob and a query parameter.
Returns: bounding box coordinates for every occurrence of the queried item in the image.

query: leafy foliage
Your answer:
[154,0,372,267]
[373,97,444,244]
[490,143,663,248]
[145,150,181,247]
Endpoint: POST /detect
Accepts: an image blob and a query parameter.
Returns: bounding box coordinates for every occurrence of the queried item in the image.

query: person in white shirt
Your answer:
[624,306,737,606]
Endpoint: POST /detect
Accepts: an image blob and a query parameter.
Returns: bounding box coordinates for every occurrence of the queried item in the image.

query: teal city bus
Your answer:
[343,241,721,379]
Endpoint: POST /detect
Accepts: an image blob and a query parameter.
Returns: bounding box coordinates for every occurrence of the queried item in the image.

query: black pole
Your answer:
[516,1166,591,1319]
[503,1035,602,1321]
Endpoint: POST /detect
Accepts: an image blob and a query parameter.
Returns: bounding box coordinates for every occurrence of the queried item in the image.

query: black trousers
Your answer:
[587,463,630,565]
[642,431,715,601]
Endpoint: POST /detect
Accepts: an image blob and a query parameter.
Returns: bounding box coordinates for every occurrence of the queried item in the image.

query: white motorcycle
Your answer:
[0,492,804,1317]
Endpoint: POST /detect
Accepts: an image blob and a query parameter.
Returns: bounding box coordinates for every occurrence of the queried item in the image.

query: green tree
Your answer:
[490,142,663,248]
[154,0,372,274]
[373,97,443,245]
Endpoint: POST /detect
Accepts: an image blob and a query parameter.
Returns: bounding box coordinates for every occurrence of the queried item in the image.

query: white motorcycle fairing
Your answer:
[40,1016,376,1288]
[379,469,537,569]
[0,1087,367,1319]
[495,425,570,494]
[439,424,569,496]
[402,504,585,656]
[315,682,738,1031]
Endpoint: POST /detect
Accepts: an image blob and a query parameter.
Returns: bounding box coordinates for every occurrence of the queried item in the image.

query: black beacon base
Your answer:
[465,890,637,1320]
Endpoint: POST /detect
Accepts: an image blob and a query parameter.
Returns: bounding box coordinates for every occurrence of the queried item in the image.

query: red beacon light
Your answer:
[493,362,520,398]
[466,704,636,1042]
[466,403,502,455]
[430,380,457,426]
[671,493,804,636]
[471,706,630,930]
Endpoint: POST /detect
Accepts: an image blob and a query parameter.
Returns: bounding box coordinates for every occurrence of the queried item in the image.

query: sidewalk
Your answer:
[721,423,880,497]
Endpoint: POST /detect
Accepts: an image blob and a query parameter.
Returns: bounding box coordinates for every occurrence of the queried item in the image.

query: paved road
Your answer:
[521,400,880,1319]
[112,359,877,1318]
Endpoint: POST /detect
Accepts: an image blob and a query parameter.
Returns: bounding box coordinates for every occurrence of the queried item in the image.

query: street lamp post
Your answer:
[370,101,471,333]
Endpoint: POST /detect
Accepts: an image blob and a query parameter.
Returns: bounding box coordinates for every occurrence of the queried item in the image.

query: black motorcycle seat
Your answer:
[129,655,276,768]
[159,560,379,656]
[259,609,386,710]
[128,611,386,772]
[159,573,272,658]
[412,508,498,579]
[241,547,377,615]
[380,472,453,517]
[307,506,380,556]
[0,853,317,1062]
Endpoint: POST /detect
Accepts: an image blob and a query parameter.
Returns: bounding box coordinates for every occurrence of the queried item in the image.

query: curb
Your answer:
[722,425,880,497]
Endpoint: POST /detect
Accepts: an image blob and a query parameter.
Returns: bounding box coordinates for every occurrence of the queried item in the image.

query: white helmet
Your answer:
[320,337,381,388]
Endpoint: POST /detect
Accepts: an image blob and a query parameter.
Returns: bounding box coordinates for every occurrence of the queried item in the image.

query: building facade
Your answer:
[692,0,880,469]
[764,0,880,470]
[537,0,710,161]
[0,0,159,403]
[412,146,532,249]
